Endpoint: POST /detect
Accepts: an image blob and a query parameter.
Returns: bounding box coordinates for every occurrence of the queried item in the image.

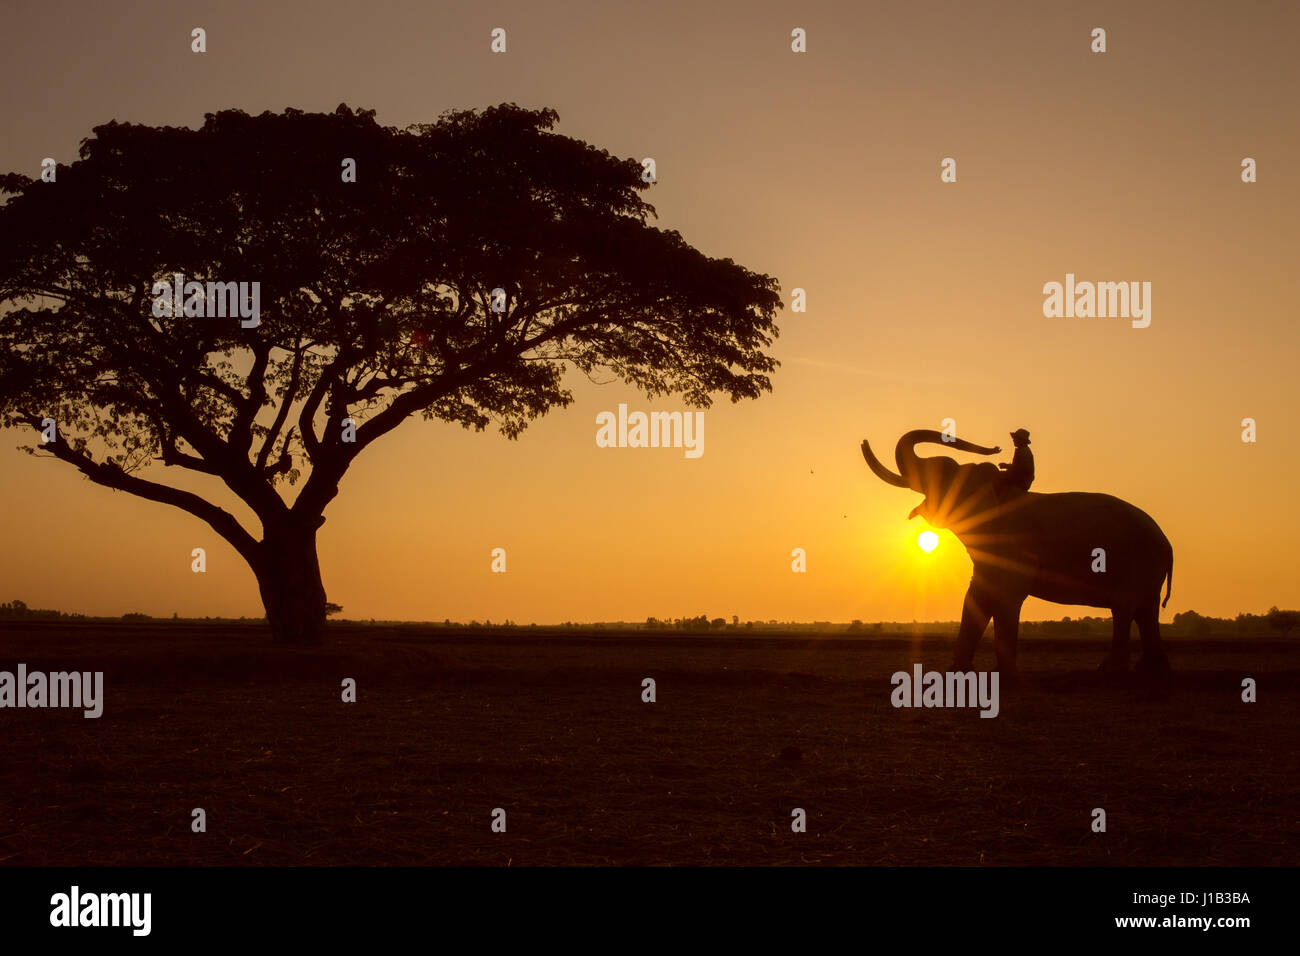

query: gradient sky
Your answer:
[1,0,1297,623]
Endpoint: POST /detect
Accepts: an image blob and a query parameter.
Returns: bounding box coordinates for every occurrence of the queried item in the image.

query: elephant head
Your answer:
[861,429,1005,532]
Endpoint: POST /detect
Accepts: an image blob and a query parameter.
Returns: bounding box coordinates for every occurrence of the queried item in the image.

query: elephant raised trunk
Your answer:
[893,429,1001,491]
[860,438,909,487]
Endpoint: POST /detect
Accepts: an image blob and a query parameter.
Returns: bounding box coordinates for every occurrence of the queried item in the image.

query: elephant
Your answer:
[861,429,1173,681]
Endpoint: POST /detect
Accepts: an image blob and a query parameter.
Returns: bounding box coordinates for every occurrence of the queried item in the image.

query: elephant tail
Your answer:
[1162,554,1173,608]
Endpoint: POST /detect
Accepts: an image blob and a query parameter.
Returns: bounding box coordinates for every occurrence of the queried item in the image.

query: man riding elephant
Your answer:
[998,428,1034,494]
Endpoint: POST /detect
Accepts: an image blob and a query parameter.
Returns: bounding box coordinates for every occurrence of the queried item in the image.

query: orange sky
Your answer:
[1,0,1297,623]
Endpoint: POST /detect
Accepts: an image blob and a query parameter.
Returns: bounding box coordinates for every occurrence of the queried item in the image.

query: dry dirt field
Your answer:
[0,621,1295,866]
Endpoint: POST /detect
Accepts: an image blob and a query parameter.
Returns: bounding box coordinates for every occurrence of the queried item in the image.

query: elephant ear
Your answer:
[956,461,1006,517]
[975,462,1001,497]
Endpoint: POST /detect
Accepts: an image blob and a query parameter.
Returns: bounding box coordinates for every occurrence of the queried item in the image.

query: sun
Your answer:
[917,530,939,553]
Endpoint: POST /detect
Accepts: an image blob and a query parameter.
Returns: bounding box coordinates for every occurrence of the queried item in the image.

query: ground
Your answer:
[0,621,1294,866]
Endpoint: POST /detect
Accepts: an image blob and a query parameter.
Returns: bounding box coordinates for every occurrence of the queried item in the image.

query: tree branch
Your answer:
[23,413,261,565]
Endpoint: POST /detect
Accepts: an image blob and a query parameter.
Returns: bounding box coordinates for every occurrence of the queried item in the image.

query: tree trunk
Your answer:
[255,520,328,645]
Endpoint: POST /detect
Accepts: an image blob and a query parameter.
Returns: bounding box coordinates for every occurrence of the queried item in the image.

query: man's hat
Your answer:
[1010,428,1031,444]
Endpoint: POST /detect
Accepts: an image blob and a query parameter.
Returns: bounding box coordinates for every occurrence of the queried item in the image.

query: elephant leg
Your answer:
[992,602,1022,688]
[1135,603,1170,677]
[1101,612,1133,673]
[952,585,992,670]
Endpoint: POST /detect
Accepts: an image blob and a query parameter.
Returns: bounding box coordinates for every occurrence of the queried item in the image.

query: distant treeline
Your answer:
[633,611,1299,637]
[647,612,1300,636]
[1018,608,1298,638]
[2,600,1295,636]
[0,600,266,624]
[1170,608,1298,637]
[0,600,86,621]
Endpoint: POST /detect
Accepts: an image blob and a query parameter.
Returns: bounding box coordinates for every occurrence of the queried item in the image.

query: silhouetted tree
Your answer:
[674,614,711,631]
[0,105,781,645]
[1265,606,1299,636]
[1173,609,1211,636]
